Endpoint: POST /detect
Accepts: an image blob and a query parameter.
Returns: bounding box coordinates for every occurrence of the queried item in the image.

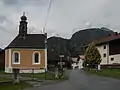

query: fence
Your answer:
[18,68,56,81]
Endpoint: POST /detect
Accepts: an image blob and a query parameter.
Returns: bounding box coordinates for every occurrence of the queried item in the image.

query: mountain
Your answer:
[47,36,69,53]
[70,27,114,54]
[47,36,70,62]
[47,27,115,60]
[0,48,2,51]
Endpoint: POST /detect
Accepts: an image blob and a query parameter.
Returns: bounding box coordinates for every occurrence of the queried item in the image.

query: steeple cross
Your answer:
[23,12,25,16]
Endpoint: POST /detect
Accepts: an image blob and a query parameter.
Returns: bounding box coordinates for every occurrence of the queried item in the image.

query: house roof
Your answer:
[93,33,120,44]
[6,34,46,49]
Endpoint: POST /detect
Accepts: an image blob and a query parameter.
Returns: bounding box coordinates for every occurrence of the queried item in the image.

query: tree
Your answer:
[84,42,101,68]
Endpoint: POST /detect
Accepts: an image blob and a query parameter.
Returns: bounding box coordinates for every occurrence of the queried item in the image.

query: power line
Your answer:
[0,26,15,36]
[43,0,53,32]
[0,28,16,48]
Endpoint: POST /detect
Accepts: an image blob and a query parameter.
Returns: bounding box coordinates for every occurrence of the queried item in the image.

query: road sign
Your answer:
[58,62,65,65]
[59,55,64,58]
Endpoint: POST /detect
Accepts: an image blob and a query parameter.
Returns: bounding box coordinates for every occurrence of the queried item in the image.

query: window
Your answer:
[33,52,40,64]
[12,51,20,64]
[103,53,106,57]
[104,46,106,49]
[111,58,114,61]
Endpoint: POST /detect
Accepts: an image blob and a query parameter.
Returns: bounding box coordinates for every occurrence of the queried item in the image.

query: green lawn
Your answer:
[0,69,6,74]
[88,68,120,79]
[0,82,31,90]
[21,72,54,80]
[0,69,68,80]
[0,77,11,82]
[21,72,68,80]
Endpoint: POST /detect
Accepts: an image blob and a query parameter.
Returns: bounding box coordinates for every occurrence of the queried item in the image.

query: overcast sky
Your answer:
[0,0,120,48]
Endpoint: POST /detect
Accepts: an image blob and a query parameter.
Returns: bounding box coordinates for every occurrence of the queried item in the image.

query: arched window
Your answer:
[12,51,20,64]
[33,51,40,64]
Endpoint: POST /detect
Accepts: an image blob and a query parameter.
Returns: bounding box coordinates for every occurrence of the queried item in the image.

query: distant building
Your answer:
[5,13,47,73]
[94,33,120,67]
[71,55,84,69]
[0,49,5,69]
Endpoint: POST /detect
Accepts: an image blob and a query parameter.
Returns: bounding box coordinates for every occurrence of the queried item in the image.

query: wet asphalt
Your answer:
[25,69,120,90]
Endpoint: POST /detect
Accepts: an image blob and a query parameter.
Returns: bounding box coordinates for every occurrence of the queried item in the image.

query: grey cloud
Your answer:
[28,26,40,34]
[0,15,7,24]
[0,15,14,25]
[2,0,48,6]
[0,14,17,33]
[2,0,18,5]
[2,0,120,48]
[0,25,15,36]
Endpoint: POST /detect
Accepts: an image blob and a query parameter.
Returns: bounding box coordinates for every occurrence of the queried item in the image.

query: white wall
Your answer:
[72,63,77,69]
[96,43,120,65]
[78,59,84,69]
[109,54,120,64]
[96,43,109,65]
[5,49,12,73]
[44,49,47,70]
[5,48,47,73]
[71,57,77,62]
[19,69,45,73]
[5,68,45,73]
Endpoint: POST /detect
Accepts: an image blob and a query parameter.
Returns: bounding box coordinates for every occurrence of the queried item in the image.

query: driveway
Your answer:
[25,69,120,90]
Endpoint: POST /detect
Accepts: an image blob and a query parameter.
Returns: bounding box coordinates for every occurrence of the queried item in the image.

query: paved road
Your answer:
[25,69,120,90]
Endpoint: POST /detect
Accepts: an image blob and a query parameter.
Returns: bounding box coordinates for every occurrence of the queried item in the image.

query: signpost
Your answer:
[58,55,64,79]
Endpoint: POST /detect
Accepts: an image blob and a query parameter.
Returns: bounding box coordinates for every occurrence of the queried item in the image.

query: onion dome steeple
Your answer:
[19,12,28,36]
[20,12,27,21]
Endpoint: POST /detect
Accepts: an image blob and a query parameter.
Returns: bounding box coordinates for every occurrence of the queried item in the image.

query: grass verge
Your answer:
[0,69,6,74]
[0,69,68,80]
[87,68,120,79]
[21,72,54,80]
[0,77,11,82]
[21,72,68,80]
[0,82,31,90]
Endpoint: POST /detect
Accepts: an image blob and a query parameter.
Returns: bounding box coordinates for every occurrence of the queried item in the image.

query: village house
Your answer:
[71,55,84,69]
[94,33,120,67]
[5,13,47,73]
